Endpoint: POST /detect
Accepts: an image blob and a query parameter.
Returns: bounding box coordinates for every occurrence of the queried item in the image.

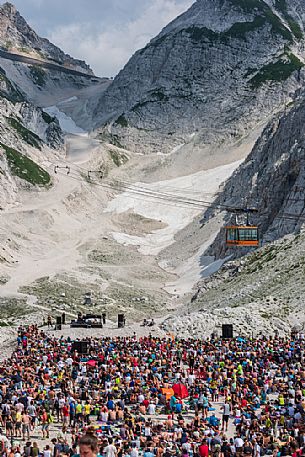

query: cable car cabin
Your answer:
[225,226,259,247]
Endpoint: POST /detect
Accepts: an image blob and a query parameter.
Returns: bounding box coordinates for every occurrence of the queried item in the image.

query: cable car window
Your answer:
[227,228,238,241]
[238,228,258,241]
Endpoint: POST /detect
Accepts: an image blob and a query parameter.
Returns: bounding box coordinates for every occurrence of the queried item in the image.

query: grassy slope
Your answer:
[1,143,51,186]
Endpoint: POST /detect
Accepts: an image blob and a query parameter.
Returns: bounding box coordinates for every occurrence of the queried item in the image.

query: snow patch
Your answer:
[58,96,78,105]
[106,161,242,256]
[44,106,87,136]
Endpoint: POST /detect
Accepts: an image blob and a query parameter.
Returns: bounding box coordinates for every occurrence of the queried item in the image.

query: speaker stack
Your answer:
[71,341,89,354]
[222,324,233,339]
[56,316,62,330]
[118,314,125,328]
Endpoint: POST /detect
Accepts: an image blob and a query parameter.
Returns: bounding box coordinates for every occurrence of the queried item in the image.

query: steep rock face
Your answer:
[0,2,93,75]
[0,64,63,148]
[0,64,64,209]
[93,0,305,153]
[201,93,305,260]
[0,3,108,130]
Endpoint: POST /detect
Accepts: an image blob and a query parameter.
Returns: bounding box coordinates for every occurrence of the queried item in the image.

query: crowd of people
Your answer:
[0,324,304,457]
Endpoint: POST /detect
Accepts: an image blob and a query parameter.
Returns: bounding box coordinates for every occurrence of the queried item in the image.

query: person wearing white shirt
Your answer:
[234,436,244,454]
[66,357,73,367]
[104,438,117,457]
[130,445,138,457]
[147,403,156,415]
[188,373,196,385]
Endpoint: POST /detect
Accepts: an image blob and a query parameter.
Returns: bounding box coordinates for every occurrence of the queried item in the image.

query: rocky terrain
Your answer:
[163,89,305,337]
[163,230,305,337]
[0,61,64,210]
[203,95,305,258]
[0,3,110,127]
[92,0,305,154]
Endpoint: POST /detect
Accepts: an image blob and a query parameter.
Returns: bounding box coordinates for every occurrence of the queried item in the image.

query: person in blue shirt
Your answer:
[208,414,219,427]
[143,448,155,457]
[69,400,76,426]
[106,398,114,410]
[170,395,177,413]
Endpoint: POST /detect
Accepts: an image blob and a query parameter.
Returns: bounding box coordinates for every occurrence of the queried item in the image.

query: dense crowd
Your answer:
[0,324,304,457]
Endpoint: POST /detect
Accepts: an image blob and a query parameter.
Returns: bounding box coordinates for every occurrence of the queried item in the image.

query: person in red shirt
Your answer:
[62,404,69,426]
[241,398,248,408]
[143,398,149,409]
[40,409,49,439]
[198,439,209,457]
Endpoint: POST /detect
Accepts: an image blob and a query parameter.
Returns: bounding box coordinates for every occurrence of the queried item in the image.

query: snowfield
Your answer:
[105,161,242,256]
[44,106,87,136]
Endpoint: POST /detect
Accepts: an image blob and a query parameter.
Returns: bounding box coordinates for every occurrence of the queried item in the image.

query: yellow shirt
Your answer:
[76,404,82,414]
[84,404,91,415]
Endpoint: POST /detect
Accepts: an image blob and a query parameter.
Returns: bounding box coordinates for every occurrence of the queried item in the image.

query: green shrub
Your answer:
[6,117,42,149]
[29,65,46,87]
[274,0,303,39]
[186,9,292,44]
[109,149,129,167]
[18,47,30,54]
[250,52,303,88]
[115,114,128,128]
[185,26,217,42]
[1,143,51,186]
[98,131,124,148]
[4,40,12,49]
[228,0,292,42]
[41,111,55,124]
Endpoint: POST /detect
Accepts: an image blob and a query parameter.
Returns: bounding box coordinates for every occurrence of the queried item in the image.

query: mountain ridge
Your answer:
[0,2,94,75]
[92,0,305,154]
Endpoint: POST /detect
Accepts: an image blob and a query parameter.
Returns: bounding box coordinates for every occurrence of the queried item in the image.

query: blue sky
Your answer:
[6,0,194,77]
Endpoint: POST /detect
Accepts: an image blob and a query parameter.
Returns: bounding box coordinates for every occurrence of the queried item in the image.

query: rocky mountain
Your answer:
[92,0,305,153]
[201,93,305,258]
[0,1,111,214]
[0,65,64,209]
[163,229,305,338]
[0,2,109,129]
[0,2,92,75]
[162,83,305,337]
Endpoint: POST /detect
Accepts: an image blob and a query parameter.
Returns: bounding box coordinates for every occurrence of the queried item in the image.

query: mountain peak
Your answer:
[1,2,17,14]
[92,0,305,153]
[0,2,94,75]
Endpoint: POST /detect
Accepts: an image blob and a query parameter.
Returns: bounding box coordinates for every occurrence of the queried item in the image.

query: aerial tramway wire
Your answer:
[49,161,305,224]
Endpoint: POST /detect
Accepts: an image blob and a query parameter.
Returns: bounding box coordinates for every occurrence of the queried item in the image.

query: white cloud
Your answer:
[47,0,194,77]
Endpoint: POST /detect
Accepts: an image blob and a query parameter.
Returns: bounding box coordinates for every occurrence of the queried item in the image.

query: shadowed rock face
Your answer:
[202,95,305,258]
[92,0,305,153]
[0,2,93,75]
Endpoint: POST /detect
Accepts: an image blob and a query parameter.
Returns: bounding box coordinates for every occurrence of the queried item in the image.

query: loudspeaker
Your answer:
[222,324,233,339]
[56,316,62,330]
[84,292,92,305]
[71,341,89,354]
[62,313,66,325]
[102,313,106,325]
[118,314,125,328]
